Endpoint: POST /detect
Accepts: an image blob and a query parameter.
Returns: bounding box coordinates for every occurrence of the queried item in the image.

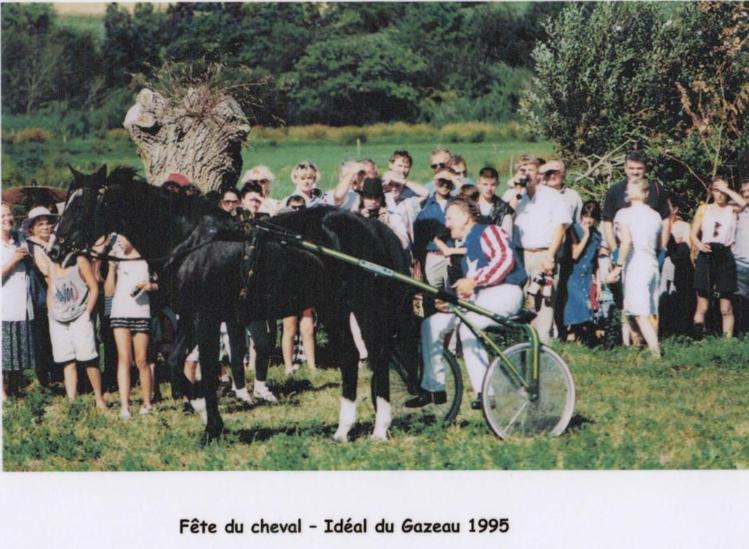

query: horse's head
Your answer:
[48,164,108,263]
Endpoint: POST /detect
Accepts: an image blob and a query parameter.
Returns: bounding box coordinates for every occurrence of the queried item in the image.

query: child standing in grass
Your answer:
[47,250,106,409]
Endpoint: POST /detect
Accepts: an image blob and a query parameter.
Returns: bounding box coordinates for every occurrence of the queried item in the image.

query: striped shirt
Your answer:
[461,224,516,288]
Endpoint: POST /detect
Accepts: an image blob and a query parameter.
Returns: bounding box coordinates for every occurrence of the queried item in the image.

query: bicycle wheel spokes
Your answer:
[482,343,575,439]
[389,349,462,428]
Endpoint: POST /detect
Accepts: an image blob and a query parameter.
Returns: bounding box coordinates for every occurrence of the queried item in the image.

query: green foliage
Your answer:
[524,1,748,203]
[2,2,548,125]
[288,33,427,125]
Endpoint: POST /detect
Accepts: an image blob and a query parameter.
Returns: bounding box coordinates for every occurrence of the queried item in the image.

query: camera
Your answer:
[527,273,553,309]
[368,207,381,219]
[130,286,145,299]
[517,175,530,188]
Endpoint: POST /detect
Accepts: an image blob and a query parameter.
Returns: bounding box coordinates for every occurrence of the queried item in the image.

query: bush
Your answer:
[7,128,53,144]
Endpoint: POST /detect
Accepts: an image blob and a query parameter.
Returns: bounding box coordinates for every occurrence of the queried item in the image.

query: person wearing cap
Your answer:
[240,166,280,215]
[538,159,582,338]
[512,160,572,344]
[357,178,409,250]
[22,206,59,387]
[413,169,462,296]
[540,160,582,224]
[162,173,200,197]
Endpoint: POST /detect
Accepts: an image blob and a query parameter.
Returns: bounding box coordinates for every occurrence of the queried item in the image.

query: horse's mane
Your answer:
[106,166,223,220]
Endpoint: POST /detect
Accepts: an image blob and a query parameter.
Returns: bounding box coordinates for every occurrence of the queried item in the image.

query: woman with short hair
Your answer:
[609,178,663,357]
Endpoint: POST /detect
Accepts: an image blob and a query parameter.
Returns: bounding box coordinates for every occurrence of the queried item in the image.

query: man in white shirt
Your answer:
[539,159,582,337]
[540,159,582,224]
[513,163,572,343]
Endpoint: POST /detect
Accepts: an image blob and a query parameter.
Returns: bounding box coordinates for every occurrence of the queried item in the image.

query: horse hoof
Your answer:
[332,430,349,443]
[201,424,224,446]
[371,430,389,441]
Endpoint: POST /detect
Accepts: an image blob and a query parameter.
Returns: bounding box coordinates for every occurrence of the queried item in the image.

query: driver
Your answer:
[407,198,526,410]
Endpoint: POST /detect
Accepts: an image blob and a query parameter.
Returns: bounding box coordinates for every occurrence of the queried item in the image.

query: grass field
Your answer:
[3,336,748,471]
[2,130,552,197]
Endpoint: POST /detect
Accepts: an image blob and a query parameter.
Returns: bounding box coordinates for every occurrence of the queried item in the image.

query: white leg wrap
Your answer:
[190,398,208,424]
[332,398,357,442]
[372,397,392,441]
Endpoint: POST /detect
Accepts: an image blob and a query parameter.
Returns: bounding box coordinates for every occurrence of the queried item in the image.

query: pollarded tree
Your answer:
[124,62,253,193]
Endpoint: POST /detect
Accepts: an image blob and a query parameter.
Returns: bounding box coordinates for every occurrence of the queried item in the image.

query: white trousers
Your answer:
[420,284,523,395]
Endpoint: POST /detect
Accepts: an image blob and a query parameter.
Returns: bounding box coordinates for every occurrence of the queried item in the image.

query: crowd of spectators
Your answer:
[3,149,748,414]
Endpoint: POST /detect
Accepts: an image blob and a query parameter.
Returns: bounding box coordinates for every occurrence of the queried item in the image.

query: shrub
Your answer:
[105,128,130,140]
[10,127,53,143]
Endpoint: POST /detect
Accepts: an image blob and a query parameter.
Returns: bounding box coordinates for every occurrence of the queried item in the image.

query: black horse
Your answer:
[50,166,417,442]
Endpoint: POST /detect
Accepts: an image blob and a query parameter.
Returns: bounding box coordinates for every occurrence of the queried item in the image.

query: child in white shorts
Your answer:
[48,255,106,410]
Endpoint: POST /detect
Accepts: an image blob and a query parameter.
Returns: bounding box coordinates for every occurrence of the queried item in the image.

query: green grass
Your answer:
[4,337,748,471]
[2,133,552,196]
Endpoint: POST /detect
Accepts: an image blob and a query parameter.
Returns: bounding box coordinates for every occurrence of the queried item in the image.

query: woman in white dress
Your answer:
[610,178,662,357]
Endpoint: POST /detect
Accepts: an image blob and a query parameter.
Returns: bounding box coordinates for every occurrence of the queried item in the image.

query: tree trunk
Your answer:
[123,87,250,194]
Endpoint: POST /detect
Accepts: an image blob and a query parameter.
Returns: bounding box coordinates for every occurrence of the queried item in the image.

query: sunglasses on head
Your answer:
[542,170,559,178]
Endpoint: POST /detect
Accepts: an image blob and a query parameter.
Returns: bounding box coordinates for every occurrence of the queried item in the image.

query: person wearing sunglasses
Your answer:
[429,148,451,174]
[218,188,240,213]
[447,154,473,188]
[689,178,746,338]
[413,169,463,307]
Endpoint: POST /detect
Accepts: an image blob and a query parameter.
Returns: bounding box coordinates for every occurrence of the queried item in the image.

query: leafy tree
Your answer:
[102,3,165,89]
[523,1,748,204]
[288,33,427,125]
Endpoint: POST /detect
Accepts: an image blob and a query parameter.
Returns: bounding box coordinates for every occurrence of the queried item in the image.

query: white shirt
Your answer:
[324,189,360,212]
[614,203,662,260]
[259,197,281,216]
[2,237,33,321]
[559,186,583,224]
[700,203,737,247]
[734,209,749,265]
[512,185,572,249]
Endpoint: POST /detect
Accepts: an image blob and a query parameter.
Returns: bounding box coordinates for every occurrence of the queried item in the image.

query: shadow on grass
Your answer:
[565,414,595,434]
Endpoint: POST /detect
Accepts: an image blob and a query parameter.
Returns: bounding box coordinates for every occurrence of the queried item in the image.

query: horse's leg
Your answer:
[196,316,223,442]
[323,306,360,442]
[360,308,391,441]
[167,317,194,401]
